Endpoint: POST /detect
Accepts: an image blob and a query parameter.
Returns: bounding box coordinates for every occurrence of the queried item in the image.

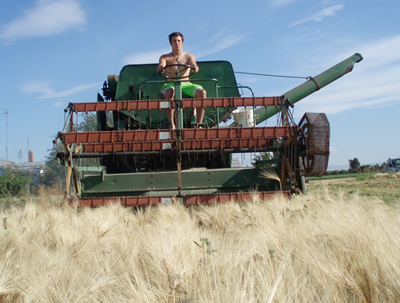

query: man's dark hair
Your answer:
[169,32,184,43]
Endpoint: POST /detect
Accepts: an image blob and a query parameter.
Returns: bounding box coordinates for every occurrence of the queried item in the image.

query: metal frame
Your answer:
[56,96,298,205]
[79,191,291,207]
[65,96,281,113]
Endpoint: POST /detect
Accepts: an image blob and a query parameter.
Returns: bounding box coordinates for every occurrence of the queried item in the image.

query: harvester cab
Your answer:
[55,54,363,207]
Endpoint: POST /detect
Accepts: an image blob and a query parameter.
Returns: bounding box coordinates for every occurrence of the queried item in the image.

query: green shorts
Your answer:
[160,82,203,97]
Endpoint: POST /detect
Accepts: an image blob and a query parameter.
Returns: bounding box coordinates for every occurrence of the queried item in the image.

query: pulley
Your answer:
[298,113,330,177]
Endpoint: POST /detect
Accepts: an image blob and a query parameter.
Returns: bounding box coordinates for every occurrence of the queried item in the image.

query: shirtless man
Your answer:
[157,32,206,129]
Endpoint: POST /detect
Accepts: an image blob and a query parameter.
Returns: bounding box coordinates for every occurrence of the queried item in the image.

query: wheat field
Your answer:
[1,178,400,302]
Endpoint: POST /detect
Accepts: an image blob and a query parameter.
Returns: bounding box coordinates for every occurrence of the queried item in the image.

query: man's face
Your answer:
[170,36,183,50]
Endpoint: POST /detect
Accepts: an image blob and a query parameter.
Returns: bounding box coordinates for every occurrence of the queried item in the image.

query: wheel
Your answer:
[299,121,315,173]
[298,113,330,177]
[159,64,195,80]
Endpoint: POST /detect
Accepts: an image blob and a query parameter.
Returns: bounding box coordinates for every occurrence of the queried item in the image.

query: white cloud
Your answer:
[293,35,400,116]
[195,29,249,58]
[269,0,298,7]
[288,4,343,27]
[350,36,400,70]
[21,81,101,99]
[53,101,64,108]
[124,30,249,65]
[0,0,86,42]
[124,49,169,65]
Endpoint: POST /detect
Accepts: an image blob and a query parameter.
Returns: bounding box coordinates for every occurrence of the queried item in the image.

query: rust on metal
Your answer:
[67,96,281,113]
[308,76,321,90]
[60,127,293,144]
[183,191,290,205]
[58,126,294,153]
[78,191,291,207]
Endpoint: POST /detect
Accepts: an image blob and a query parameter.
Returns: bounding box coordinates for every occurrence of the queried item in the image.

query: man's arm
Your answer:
[188,53,199,73]
[157,55,166,73]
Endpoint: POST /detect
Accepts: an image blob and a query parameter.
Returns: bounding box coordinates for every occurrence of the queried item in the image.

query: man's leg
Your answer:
[196,88,206,124]
[165,88,175,129]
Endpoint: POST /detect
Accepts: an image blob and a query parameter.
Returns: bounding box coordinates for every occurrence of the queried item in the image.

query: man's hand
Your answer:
[157,65,165,73]
[158,55,167,73]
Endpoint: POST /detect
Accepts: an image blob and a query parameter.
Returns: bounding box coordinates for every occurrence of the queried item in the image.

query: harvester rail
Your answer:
[79,191,290,207]
[59,126,294,153]
[66,96,281,113]
[72,147,282,158]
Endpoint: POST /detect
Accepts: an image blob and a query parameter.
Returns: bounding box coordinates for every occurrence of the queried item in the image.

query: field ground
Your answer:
[0,173,399,302]
[306,172,400,205]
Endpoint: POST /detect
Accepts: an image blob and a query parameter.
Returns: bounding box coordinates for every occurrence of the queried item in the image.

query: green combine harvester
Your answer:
[54,54,363,206]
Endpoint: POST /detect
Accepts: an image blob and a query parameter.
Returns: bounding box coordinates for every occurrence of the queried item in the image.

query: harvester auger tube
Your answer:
[255,53,363,124]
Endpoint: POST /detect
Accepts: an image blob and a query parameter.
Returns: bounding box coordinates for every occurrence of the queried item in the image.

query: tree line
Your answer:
[0,113,98,197]
[325,157,382,176]
[253,154,387,175]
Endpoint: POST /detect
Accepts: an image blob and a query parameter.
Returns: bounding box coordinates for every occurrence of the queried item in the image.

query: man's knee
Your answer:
[165,87,175,98]
[196,88,206,98]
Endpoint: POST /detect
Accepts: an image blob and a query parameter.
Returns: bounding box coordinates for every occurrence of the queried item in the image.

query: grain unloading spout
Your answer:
[255,53,363,125]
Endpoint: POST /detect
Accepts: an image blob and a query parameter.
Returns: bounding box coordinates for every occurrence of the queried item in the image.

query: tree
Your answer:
[75,113,100,168]
[252,152,273,167]
[0,166,32,196]
[373,164,381,172]
[348,158,361,173]
[42,113,99,185]
[75,113,98,132]
[42,141,66,185]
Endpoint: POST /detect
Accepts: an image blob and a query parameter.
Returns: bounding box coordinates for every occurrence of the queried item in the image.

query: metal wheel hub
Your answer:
[298,113,330,177]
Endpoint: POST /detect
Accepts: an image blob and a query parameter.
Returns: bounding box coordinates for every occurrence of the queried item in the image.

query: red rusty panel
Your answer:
[60,129,167,144]
[63,126,294,153]
[183,191,290,205]
[82,138,277,153]
[180,138,275,151]
[79,196,172,207]
[79,191,290,207]
[84,141,167,153]
[180,96,280,109]
[69,100,171,113]
[182,127,292,140]
[60,126,293,144]
[68,97,281,113]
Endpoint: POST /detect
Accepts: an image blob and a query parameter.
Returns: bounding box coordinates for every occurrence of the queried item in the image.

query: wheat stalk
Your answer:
[260,167,282,191]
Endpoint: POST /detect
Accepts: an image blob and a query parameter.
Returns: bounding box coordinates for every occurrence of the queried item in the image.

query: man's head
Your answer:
[169,32,184,44]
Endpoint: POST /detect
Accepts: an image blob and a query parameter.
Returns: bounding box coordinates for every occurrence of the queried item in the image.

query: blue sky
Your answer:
[0,0,399,169]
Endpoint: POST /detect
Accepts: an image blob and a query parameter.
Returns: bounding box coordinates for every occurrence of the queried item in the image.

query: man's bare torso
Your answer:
[159,52,196,80]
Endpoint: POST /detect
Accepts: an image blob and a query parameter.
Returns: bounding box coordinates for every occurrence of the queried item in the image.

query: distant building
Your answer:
[0,151,45,186]
[0,158,15,176]
[15,161,45,185]
[231,157,242,168]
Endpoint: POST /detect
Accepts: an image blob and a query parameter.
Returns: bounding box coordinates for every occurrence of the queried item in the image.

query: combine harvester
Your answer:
[54,53,363,207]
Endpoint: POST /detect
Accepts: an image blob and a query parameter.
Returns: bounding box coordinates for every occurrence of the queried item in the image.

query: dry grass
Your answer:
[1,179,400,302]
[307,172,400,205]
